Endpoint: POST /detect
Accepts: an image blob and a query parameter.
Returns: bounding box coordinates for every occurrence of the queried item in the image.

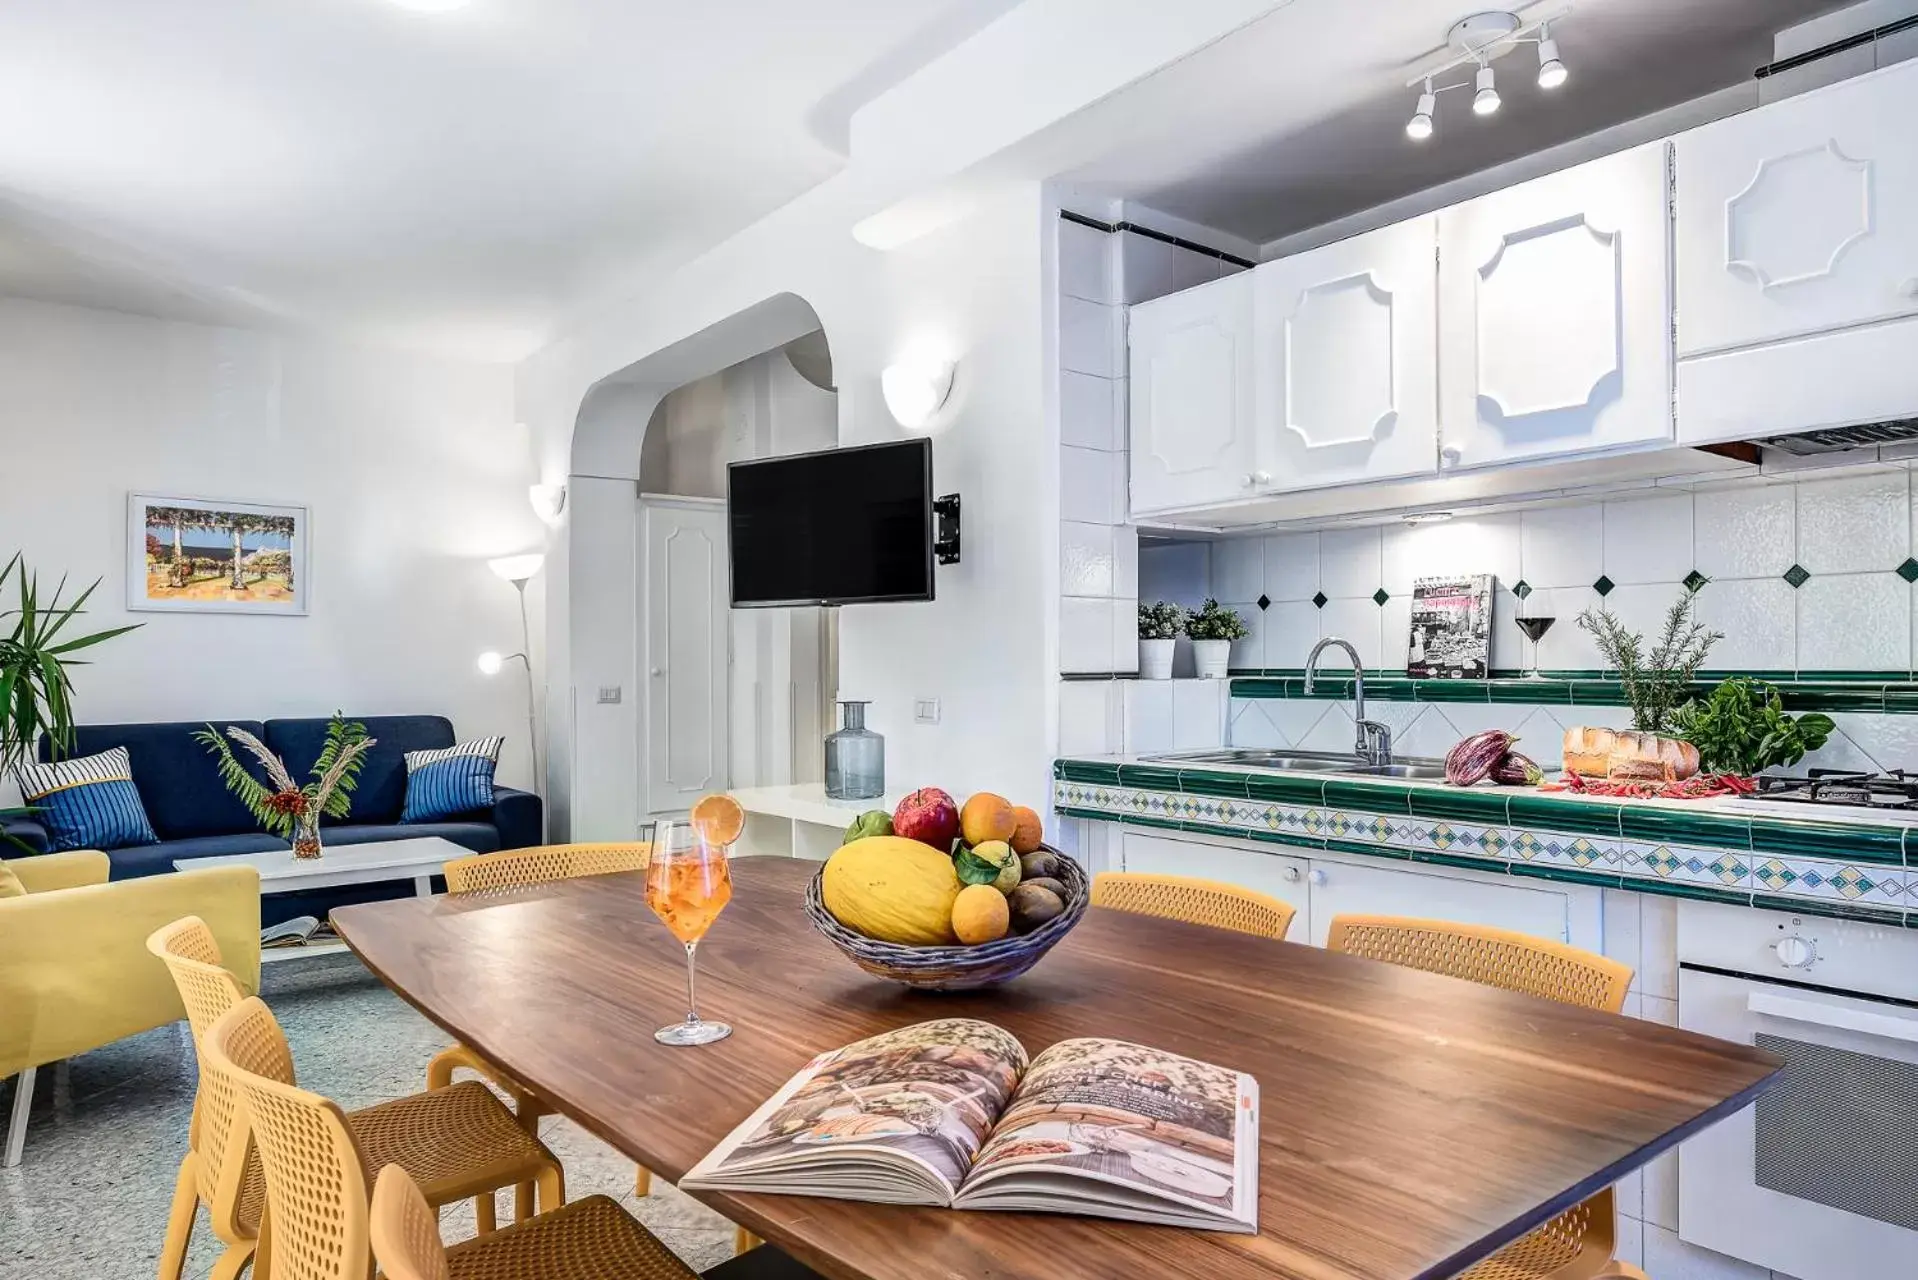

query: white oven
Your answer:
[1677,900,1918,1280]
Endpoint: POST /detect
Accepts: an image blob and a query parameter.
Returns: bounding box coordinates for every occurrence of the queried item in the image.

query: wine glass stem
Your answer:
[682,940,701,1025]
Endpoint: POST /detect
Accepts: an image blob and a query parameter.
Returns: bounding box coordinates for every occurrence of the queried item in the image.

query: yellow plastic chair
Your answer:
[1090,871,1297,940]
[371,1163,698,1280]
[427,844,661,1208]
[1324,915,1645,1280]
[147,917,267,1280]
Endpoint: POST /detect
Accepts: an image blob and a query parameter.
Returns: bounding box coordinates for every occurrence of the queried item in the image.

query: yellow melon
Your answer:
[822,836,963,946]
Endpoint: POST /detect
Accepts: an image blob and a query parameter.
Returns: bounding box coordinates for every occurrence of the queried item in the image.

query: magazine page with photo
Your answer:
[685,1018,1258,1232]
[684,1019,1027,1203]
[954,1037,1258,1231]
[1407,574,1493,679]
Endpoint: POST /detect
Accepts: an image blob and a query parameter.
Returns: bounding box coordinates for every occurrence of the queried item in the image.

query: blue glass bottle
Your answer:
[824,700,885,800]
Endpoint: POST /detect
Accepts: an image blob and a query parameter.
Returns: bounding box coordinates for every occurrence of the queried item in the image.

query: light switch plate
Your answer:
[596,686,622,704]
[914,699,941,724]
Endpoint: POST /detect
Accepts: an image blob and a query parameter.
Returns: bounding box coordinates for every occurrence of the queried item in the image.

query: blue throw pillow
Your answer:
[14,746,159,851]
[401,736,502,823]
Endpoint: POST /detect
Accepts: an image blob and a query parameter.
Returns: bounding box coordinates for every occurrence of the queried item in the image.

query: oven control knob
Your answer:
[1773,935,1818,970]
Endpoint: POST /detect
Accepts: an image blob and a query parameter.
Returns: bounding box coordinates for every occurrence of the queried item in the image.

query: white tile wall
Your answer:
[1162,473,1918,676]
[1056,217,1135,679]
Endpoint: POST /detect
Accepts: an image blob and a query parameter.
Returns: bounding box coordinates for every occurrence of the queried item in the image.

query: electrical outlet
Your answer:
[914,699,941,725]
[596,686,622,705]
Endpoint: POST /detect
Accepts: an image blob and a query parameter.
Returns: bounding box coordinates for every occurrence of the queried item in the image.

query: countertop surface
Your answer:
[1060,752,1918,830]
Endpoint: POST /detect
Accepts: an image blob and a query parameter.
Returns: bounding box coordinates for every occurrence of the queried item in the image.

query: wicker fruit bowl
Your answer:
[804,848,1088,992]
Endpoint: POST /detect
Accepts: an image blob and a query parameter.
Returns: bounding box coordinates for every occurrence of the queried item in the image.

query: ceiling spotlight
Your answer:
[1536,24,1567,88]
[1472,64,1501,116]
[1407,81,1437,140]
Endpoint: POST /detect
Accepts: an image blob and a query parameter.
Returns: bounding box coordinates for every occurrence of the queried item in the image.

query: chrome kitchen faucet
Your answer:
[1304,637,1392,767]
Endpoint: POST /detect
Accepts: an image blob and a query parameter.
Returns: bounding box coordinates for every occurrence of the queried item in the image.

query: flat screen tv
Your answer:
[728,438,933,607]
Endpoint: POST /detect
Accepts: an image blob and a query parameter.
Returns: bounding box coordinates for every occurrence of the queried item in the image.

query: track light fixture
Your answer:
[1536,22,1567,88]
[1472,64,1500,114]
[1406,79,1437,139]
[1401,8,1572,143]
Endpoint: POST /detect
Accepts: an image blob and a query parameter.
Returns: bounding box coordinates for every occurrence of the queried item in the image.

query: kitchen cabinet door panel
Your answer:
[1304,858,1568,949]
[1254,217,1439,491]
[1438,143,1673,470]
[1128,273,1258,515]
[1120,831,1310,939]
[1675,58,1918,362]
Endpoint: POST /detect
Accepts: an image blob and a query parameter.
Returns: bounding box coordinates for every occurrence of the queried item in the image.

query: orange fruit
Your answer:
[959,792,1016,846]
[1008,805,1044,854]
[690,793,745,846]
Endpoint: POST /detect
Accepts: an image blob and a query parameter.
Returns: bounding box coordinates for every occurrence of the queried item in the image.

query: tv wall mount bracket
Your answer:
[934,494,961,566]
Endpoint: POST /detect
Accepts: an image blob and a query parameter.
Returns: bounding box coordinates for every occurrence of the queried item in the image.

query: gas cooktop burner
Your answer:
[1744,768,1918,809]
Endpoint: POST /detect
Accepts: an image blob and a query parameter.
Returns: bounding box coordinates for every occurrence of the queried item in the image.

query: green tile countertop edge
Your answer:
[1227,670,1918,714]
[1053,757,1918,930]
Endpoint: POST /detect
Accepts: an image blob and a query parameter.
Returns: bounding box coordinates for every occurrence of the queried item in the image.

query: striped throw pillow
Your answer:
[400,737,503,823]
[14,747,160,851]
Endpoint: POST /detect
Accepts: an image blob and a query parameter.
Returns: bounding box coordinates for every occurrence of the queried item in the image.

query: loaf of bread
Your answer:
[1561,727,1700,782]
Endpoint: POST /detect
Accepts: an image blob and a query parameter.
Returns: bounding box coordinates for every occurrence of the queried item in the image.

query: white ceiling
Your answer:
[0,0,1016,359]
[1063,0,1851,247]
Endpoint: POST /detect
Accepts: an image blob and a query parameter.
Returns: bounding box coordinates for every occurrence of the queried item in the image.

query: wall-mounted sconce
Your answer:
[881,358,954,428]
[528,482,567,525]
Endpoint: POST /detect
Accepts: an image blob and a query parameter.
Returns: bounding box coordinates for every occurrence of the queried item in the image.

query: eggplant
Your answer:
[1444,730,1517,786]
[1489,750,1544,786]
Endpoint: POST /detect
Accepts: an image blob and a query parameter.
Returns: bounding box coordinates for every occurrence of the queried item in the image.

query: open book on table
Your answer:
[683,1018,1258,1233]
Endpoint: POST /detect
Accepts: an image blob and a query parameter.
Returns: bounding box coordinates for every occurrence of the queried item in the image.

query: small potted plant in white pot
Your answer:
[1186,598,1248,680]
[1137,601,1185,680]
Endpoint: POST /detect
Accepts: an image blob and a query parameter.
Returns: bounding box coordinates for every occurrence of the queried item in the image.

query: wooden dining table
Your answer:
[332,856,1779,1280]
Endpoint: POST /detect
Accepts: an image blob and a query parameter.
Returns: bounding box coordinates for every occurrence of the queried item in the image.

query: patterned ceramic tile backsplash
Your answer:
[1144,469,1918,678]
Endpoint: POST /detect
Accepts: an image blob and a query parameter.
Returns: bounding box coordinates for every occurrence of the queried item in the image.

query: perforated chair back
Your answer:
[1326,915,1640,1280]
[147,916,261,1223]
[1323,915,1632,1013]
[443,843,652,895]
[203,997,371,1280]
[369,1164,452,1280]
[1091,872,1296,941]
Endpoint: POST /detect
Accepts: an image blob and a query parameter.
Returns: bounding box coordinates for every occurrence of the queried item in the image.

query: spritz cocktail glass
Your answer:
[644,819,733,1046]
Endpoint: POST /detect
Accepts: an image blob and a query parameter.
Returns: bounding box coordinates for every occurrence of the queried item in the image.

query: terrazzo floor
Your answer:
[0,951,740,1279]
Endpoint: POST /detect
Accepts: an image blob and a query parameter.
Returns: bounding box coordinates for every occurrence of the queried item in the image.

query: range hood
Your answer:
[1756,417,1918,456]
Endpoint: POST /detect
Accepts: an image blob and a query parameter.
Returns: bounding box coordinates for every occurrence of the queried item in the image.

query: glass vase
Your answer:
[824,700,885,800]
[292,808,323,860]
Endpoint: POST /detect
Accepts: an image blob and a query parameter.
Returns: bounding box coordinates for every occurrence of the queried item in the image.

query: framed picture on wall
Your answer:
[127,493,309,615]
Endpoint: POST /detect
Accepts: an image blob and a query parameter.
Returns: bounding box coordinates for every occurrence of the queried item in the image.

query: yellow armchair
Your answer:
[0,853,260,1166]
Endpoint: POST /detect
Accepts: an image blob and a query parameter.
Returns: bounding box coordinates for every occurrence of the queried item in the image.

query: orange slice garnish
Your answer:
[690,792,745,846]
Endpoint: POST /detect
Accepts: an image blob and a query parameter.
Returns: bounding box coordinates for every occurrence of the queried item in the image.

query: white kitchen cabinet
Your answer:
[1674,58,1918,444]
[1437,142,1673,471]
[1252,217,1440,491]
[1128,272,1258,515]
[1121,831,1311,938]
[1301,858,1568,949]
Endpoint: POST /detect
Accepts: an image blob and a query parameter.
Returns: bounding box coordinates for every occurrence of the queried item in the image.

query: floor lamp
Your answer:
[480,553,543,803]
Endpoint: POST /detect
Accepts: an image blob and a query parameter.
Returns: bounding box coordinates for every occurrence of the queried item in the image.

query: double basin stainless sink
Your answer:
[1141,748,1451,781]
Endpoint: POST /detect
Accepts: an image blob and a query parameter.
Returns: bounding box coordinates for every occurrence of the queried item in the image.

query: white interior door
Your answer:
[641,497,728,818]
[1254,217,1439,492]
[1675,58,1918,360]
[1437,142,1673,470]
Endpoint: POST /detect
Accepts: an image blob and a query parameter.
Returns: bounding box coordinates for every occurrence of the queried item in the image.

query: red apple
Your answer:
[892,787,959,852]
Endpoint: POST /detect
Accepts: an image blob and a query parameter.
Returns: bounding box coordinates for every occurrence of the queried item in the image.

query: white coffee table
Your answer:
[176,835,468,964]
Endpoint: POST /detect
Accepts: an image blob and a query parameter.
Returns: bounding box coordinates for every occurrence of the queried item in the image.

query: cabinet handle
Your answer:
[1308,868,1327,886]
[1253,470,1272,485]
[1240,473,1255,488]
[650,667,663,677]
[1283,866,1302,883]
[1440,443,1464,466]
[1901,278,1918,300]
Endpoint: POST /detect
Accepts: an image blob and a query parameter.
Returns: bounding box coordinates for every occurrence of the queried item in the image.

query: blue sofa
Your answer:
[1,715,541,923]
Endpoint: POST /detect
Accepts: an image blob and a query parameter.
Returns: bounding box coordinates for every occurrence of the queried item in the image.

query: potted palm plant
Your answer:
[1185,599,1248,679]
[1,554,141,845]
[1137,602,1185,680]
